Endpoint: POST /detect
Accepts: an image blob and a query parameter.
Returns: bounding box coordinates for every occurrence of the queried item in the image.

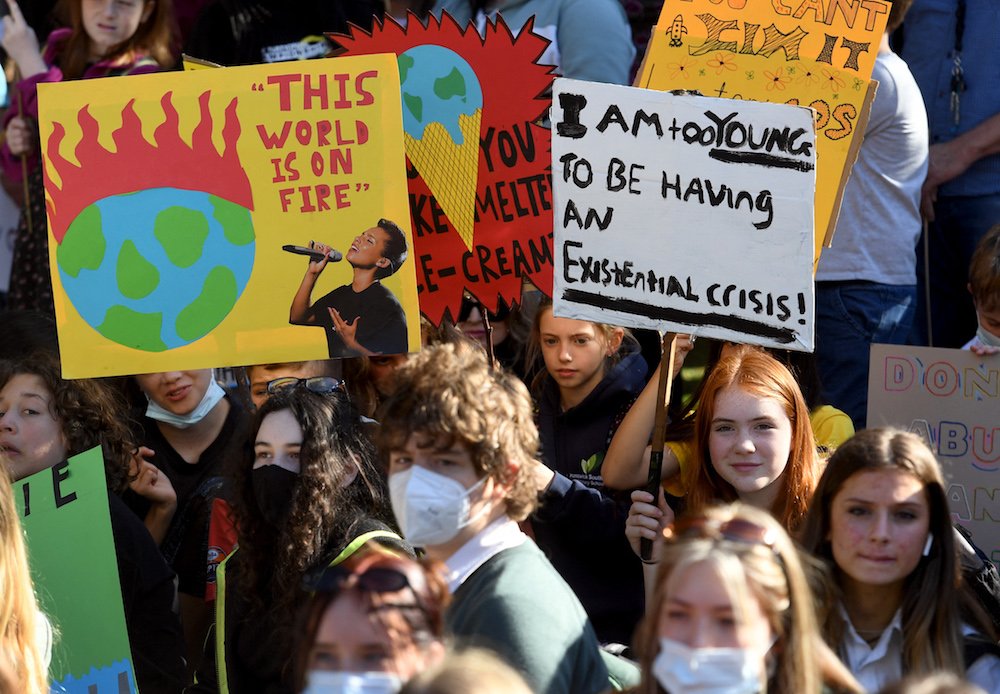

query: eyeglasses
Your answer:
[266,376,344,396]
[663,515,779,552]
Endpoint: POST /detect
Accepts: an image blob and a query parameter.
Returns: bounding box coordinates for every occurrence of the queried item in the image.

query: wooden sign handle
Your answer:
[641,332,678,561]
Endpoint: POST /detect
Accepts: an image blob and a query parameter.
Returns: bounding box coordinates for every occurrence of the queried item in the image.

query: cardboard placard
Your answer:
[868,344,1000,562]
[551,78,816,351]
[15,448,136,692]
[39,55,420,377]
[637,0,886,260]
[335,14,555,322]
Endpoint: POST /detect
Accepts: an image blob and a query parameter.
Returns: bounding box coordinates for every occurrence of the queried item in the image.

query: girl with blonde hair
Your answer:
[0,466,47,694]
[630,502,861,694]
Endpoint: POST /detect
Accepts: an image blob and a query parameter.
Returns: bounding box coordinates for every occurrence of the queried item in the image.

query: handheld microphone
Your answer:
[282,245,343,263]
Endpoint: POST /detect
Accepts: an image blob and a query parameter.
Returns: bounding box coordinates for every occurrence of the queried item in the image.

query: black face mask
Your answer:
[252,465,299,528]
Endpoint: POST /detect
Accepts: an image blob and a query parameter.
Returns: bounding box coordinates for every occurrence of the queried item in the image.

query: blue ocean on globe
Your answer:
[398,44,483,144]
[57,187,255,352]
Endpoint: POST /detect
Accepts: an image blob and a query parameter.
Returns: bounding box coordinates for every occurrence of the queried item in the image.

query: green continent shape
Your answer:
[57,205,106,278]
[116,240,160,299]
[154,206,209,268]
[175,266,237,342]
[210,196,254,246]
[98,305,167,352]
[434,67,467,101]
[398,53,414,85]
[403,92,423,123]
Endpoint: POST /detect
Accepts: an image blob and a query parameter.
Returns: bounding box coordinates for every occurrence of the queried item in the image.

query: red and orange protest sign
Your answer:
[335,14,554,323]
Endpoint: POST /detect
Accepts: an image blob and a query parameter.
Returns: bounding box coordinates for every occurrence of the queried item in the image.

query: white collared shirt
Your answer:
[443,516,527,593]
[839,605,904,693]
[962,623,1000,694]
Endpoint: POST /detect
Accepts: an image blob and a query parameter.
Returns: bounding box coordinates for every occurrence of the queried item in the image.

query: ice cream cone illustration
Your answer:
[399,45,483,250]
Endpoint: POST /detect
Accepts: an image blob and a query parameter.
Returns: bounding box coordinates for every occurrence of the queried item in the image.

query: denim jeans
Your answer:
[816,282,916,429]
[913,193,1000,347]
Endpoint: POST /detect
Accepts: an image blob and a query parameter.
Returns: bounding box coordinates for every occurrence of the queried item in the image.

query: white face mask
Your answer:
[976,322,1000,348]
[302,671,402,694]
[652,638,764,694]
[145,379,225,429]
[389,465,489,547]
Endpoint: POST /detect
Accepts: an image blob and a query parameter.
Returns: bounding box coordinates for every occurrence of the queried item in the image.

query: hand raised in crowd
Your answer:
[671,333,697,376]
[129,447,177,545]
[5,117,34,157]
[1,0,47,79]
[625,488,675,565]
[129,447,176,508]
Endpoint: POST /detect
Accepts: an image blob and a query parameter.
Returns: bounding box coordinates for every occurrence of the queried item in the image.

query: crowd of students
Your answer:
[1,298,998,694]
[0,0,999,692]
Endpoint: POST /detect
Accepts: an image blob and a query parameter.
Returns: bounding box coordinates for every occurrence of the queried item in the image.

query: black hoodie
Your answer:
[531,346,648,646]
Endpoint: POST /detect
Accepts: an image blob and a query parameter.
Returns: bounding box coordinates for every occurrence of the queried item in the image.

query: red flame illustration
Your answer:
[334,13,554,324]
[45,91,253,244]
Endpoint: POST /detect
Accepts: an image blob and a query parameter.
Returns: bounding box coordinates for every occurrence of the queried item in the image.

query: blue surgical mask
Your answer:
[976,323,1000,348]
[652,638,764,694]
[145,379,225,428]
[302,671,402,694]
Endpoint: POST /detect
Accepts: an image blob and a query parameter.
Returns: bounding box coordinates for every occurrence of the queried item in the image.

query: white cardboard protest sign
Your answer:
[551,78,816,351]
[868,344,1000,562]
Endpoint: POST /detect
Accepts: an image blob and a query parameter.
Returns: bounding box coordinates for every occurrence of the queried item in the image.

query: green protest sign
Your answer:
[14,447,136,692]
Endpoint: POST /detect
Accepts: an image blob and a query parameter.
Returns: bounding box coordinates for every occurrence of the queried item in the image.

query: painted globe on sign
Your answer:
[56,187,255,352]
[398,44,483,144]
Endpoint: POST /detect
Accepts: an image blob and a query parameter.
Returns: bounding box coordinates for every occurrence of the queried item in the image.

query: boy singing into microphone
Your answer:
[288,218,408,358]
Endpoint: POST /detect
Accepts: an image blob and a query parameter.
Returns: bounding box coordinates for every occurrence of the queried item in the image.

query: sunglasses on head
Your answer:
[306,556,439,628]
[663,515,779,553]
[457,296,510,323]
[266,376,344,396]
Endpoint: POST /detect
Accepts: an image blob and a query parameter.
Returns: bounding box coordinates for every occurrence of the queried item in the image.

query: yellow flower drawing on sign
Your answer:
[822,67,846,91]
[764,67,790,92]
[707,52,736,75]
[797,67,820,86]
[667,57,697,80]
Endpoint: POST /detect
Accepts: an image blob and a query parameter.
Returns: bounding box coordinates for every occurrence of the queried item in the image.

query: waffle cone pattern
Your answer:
[404,110,482,250]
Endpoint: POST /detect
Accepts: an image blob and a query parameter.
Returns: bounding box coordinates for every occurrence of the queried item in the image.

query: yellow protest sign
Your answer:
[39,55,421,378]
[638,0,887,258]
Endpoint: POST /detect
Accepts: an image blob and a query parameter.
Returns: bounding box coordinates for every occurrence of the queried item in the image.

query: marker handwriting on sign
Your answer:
[557,95,814,167]
[19,460,79,518]
[254,70,379,213]
[266,71,378,111]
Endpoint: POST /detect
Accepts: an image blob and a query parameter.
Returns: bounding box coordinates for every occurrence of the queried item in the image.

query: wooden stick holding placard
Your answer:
[640,332,678,561]
[16,89,33,236]
[481,306,496,370]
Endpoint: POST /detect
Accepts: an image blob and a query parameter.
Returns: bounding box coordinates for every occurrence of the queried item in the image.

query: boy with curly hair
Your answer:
[377,340,611,694]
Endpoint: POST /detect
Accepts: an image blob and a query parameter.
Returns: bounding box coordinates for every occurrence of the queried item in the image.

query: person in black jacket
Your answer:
[526,299,648,646]
[190,385,408,694]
